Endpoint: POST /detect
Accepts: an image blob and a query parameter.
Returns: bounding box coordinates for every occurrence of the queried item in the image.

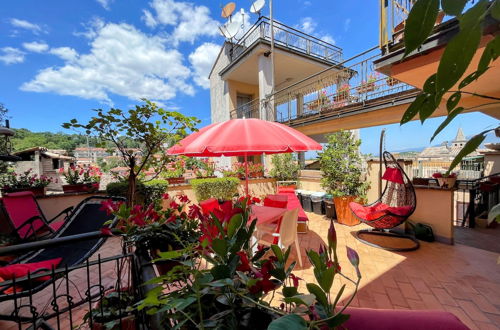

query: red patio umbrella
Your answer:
[167,118,322,195]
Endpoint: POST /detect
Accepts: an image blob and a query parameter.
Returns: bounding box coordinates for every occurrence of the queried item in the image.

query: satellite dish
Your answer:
[221,2,236,18]
[223,20,240,39]
[250,0,265,15]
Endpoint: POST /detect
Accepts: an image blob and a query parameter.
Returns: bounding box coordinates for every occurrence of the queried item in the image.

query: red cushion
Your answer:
[264,195,288,208]
[277,187,295,193]
[49,220,65,232]
[276,192,308,222]
[349,202,390,221]
[0,258,62,282]
[343,307,469,330]
[386,205,413,216]
[3,191,46,239]
[382,167,405,184]
[199,198,220,215]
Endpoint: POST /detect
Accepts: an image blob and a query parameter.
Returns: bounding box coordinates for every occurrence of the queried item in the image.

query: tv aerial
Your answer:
[250,0,265,17]
[219,20,240,39]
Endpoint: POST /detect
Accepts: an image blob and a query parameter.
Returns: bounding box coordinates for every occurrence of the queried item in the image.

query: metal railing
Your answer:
[379,0,412,49]
[454,173,499,228]
[0,233,135,330]
[229,16,343,65]
[230,47,418,123]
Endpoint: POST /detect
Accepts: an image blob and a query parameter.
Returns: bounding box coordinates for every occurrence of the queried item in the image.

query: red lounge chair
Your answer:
[1,191,73,241]
[349,151,418,251]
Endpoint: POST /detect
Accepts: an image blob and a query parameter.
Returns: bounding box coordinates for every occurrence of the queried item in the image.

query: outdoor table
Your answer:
[248,205,287,226]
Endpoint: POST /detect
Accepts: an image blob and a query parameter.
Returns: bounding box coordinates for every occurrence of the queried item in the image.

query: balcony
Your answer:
[225,16,343,69]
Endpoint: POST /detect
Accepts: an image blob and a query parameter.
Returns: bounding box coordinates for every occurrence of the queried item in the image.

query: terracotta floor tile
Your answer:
[431,287,459,306]
[457,299,493,323]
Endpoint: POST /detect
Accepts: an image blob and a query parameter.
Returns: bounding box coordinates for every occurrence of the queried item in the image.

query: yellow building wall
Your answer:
[227,80,259,111]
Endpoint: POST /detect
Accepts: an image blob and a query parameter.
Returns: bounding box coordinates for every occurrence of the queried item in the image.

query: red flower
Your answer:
[289,273,302,288]
[170,201,180,209]
[100,199,121,215]
[236,251,251,272]
[162,193,170,200]
[100,227,113,236]
[179,195,190,203]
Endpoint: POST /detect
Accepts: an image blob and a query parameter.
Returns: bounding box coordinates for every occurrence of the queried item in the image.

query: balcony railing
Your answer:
[230,47,418,123]
[228,17,343,65]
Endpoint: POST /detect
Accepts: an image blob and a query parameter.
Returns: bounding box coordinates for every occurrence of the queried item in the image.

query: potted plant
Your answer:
[308,91,331,111]
[233,161,247,179]
[59,165,102,193]
[386,76,400,87]
[269,153,300,188]
[83,288,136,330]
[0,168,53,196]
[335,84,350,102]
[356,73,379,93]
[250,162,264,178]
[137,198,361,329]
[319,131,369,226]
[163,157,186,184]
[432,172,457,189]
[103,194,200,275]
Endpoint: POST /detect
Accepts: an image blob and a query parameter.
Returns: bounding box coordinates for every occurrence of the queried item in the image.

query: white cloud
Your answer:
[142,0,219,44]
[0,47,25,65]
[10,18,46,35]
[96,0,113,10]
[22,41,49,53]
[297,17,335,45]
[344,18,351,32]
[189,42,220,88]
[21,22,194,103]
[300,17,317,35]
[50,47,78,61]
[321,35,335,45]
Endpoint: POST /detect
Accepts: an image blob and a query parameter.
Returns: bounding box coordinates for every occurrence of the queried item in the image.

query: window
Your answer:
[52,158,61,170]
[236,93,253,118]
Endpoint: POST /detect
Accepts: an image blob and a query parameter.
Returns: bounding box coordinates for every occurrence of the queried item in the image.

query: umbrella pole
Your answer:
[245,154,249,196]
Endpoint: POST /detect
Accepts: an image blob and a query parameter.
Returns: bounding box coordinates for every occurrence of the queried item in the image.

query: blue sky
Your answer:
[0,0,497,154]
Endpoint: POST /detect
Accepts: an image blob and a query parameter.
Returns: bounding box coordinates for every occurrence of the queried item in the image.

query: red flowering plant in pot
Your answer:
[432,172,458,189]
[0,168,53,196]
[101,193,200,274]
[137,197,361,330]
[59,165,102,193]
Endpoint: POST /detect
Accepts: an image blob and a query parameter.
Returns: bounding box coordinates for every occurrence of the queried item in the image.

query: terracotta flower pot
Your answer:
[333,196,360,226]
[62,183,98,194]
[91,288,135,330]
[436,177,456,189]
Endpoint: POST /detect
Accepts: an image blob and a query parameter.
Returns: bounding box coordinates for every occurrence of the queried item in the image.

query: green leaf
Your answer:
[431,107,464,142]
[436,0,487,92]
[283,286,299,298]
[446,92,461,112]
[441,0,467,16]
[227,213,243,239]
[157,250,182,260]
[332,284,346,308]
[488,203,500,224]
[207,278,234,287]
[459,70,485,89]
[210,265,231,280]
[404,0,440,57]
[306,250,323,270]
[268,314,307,330]
[477,35,500,74]
[447,132,487,174]
[401,93,426,124]
[492,0,500,20]
[211,238,228,257]
[283,294,315,307]
[419,93,440,123]
[318,267,335,292]
[306,283,329,308]
[325,313,351,328]
[271,244,284,263]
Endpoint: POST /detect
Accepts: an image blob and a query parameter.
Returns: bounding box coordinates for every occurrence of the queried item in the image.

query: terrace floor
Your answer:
[1,213,499,329]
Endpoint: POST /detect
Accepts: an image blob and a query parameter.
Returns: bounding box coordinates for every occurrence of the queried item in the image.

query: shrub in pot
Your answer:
[106,180,146,204]
[269,153,300,185]
[319,131,368,226]
[191,177,239,202]
[142,179,168,207]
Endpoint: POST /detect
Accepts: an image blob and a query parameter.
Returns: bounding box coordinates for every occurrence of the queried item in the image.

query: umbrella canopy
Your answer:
[167,118,322,157]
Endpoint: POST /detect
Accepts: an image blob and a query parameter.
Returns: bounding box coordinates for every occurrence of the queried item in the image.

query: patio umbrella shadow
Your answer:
[289,229,328,271]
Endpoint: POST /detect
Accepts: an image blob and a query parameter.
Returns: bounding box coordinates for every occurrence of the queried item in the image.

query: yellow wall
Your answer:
[409,187,455,244]
[227,80,259,111]
[483,152,500,176]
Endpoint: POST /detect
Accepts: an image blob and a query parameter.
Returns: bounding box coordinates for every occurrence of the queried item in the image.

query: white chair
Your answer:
[257,208,303,267]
